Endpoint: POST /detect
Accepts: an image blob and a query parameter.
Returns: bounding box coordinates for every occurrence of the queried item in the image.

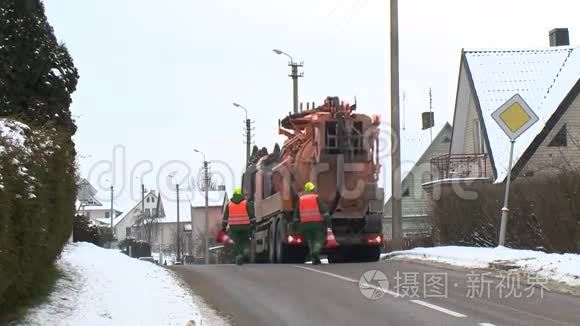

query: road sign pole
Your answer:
[498,140,515,246]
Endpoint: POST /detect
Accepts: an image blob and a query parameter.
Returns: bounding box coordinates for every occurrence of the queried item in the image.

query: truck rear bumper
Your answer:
[331,233,383,247]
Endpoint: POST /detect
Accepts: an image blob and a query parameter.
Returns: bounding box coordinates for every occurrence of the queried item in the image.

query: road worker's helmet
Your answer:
[233,188,243,196]
[304,182,316,192]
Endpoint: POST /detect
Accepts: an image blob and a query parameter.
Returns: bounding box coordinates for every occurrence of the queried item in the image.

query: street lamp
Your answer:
[233,102,252,167]
[272,49,294,63]
[232,102,248,120]
[194,149,210,264]
[273,48,303,114]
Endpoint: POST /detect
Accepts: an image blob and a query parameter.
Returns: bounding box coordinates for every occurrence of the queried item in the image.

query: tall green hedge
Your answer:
[0,0,78,319]
[0,121,77,318]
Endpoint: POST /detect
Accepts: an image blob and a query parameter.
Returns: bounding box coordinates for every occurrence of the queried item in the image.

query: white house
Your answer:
[426,30,580,188]
[384,123,452,238]
[76,178,122,227]
[151,190,194,256]
[79,205,123,227]
[112,190,164,241]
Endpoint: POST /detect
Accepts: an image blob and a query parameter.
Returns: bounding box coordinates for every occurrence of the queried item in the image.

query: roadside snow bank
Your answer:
[388,246,580,287]
[19,242,225,326]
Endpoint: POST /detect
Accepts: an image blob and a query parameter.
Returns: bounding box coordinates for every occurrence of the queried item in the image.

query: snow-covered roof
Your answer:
[464,46,580,181]
[81,204,122,212]
[109,191,161,227]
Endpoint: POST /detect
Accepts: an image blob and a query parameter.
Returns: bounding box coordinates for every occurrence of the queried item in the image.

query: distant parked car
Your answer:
[138,256,156,264]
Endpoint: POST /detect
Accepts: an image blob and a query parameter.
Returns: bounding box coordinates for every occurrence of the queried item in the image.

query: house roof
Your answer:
[464,46,580,181]
[80,204,122,212]
[105,191,162,227]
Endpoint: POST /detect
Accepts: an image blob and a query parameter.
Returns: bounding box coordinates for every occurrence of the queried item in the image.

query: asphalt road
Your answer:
[171,260,580,326]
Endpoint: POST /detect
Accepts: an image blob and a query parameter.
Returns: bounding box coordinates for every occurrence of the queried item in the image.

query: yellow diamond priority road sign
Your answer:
[492,94,538,141]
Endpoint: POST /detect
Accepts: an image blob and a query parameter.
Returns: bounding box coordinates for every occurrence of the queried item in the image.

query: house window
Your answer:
[402,188,410,197]
[145,208,151,217]
[86,211,91,218]
[548,124,567,147]
[146,197,150,203]
[442,136,451,143]
[105,211,110,219]
[151,197,155,203]
[151,208,157,217]
[126,227,131,236]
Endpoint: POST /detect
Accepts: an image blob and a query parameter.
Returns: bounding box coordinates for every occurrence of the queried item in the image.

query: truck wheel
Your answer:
[359,246,381,262]
[327,249,345,264]
[250,238,257,263]
[268,221,277,263]
[276,221,290,263]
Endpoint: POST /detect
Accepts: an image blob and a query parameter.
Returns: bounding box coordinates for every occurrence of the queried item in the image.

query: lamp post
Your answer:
[168,173,181,262]
[104,178,115,236]
[194,149,210,264]
[273,49,303,114]
[233,102,252,167]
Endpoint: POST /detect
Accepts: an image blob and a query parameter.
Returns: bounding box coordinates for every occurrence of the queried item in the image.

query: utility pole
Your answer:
[273,49,303,114]
[429,88,433,143]
[110,185,114,232]
[194,149,211,264]
[290,62,303,114]
[141,183,145,217]
[245,118,252,166]
[176,183,181,262]
[390,0,403,251]
[233,103,253,167]
[203,161,210,264]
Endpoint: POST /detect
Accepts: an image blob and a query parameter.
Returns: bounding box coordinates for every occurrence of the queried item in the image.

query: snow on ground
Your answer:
[386,246,580,287]
[19,242,229,326]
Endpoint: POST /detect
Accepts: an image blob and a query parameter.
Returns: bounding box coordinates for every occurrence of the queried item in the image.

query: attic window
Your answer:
[442,136,451,143]
[402,188,410,197]
[548,124,567,147]
[146,197,150,203]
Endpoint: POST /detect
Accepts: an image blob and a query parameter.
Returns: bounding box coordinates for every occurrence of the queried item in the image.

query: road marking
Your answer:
[478,323,497,326]
[294,265,400,297]
[410,300,467,318]
[294,265,468,319]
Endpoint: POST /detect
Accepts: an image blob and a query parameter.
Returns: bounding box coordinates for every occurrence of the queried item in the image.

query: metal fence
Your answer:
[430,153,488,181]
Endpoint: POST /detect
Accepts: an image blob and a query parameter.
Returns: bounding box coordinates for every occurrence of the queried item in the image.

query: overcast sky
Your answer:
[44,0,580,209]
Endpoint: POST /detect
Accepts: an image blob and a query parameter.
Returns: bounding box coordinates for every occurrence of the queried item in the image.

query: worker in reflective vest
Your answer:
[222,188,255,265]
[293,182,331,265]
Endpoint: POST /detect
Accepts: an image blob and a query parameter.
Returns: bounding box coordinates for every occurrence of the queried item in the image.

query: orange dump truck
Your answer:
[243,97,384,263]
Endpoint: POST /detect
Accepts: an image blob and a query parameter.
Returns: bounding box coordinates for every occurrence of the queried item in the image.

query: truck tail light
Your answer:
[287,234,303,244]
[367,234,383,244]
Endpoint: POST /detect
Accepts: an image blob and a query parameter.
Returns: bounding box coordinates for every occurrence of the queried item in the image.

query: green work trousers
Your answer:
[229,225,251,259]
[300,222,326,261]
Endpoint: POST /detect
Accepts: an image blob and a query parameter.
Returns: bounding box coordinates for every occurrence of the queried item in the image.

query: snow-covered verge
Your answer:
[386,246,580,287]
[16,242,229,326]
